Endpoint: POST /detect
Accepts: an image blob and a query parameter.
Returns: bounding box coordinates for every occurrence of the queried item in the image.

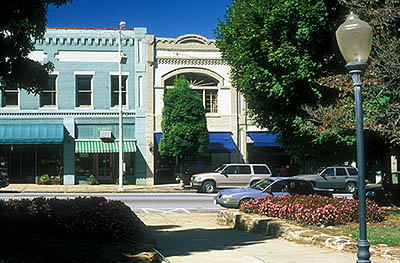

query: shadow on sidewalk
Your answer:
[148,224,273,257]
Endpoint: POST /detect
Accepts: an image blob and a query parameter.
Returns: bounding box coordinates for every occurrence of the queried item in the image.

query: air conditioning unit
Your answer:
[99,130,112,139]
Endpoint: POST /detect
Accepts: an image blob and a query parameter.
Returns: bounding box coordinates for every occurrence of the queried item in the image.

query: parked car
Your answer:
[353,172,400,204]
[191,163,272,193]
[214,177,333,208]
[293,165,358,193]
[0,175,9,188]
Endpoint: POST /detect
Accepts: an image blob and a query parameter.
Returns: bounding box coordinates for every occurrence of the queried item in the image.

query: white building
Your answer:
[146,34,288,183]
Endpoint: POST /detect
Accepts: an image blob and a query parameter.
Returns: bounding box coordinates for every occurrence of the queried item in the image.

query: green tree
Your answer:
[159,76,209,173]
[215,0,347,164]
[305,0,400,203]
[0,0,72,93]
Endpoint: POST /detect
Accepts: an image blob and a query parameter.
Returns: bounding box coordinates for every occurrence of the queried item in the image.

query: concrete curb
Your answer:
[217,209,400,262]
[0,183,196,194]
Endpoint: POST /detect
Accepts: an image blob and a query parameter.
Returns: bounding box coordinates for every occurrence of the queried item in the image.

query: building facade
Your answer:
[146,34,289,183]
[0,28,150,185]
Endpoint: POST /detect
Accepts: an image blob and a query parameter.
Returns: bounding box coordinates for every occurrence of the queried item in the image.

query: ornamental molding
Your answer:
[35,37,135,47]
[156,34,218,51]
[0,111,136,119]
[156,57,226,66]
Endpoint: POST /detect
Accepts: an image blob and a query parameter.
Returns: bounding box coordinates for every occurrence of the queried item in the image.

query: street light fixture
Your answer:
[118,21,127,191]
[336,12,372,263]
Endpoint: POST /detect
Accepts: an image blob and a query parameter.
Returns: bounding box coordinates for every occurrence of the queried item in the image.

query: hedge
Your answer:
[0,197,143,240]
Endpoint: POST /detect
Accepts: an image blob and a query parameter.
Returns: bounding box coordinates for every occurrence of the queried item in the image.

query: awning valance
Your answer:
[0,124,64,144]
[155,132,236,153]
[209,132,236,153]
[247,132,280,147]
[75,141,136,153]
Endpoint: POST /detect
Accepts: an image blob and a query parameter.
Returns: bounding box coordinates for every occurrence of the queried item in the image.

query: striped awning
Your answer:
[75,141,136,153]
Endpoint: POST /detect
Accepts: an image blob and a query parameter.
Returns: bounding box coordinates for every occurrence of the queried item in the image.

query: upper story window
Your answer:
[2,85,19,107]
[40,75,57,107]
[165,73,219,113]
[111,75,127,107]
[76,75,92,107]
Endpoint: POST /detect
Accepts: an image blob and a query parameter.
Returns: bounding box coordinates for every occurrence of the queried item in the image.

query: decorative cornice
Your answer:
[156,34,218,51]
[0,111,136,119]
[35,37,135,47]
[156,57,226,66]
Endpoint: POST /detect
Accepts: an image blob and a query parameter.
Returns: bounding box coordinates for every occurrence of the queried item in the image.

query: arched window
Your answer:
[165,72,219,113]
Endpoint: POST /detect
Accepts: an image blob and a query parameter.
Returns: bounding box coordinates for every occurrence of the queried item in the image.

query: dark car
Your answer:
[353,172,400,204]
[214,177,333,208]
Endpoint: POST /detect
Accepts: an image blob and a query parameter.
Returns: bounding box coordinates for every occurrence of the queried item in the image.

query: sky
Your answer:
[46,0,233,39]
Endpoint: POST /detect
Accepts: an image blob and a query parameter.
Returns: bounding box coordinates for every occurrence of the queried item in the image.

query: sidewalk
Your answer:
[138,212,394,263]
[0,183,196,193]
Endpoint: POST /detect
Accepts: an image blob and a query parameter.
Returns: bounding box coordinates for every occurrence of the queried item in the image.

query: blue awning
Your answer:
[155,132,236,153]
[155,133,162,146]
[0,124,64,144]
[248,132,280,147]
[209,132,236,153]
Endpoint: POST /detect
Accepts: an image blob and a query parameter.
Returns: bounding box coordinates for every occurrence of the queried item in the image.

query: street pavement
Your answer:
[137,213,394,263]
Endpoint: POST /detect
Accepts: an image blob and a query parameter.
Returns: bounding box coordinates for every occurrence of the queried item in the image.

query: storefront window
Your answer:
[75,152,135,183]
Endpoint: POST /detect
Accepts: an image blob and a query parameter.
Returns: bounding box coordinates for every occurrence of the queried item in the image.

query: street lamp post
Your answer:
[118,21,126,191]
[336,12,372,263]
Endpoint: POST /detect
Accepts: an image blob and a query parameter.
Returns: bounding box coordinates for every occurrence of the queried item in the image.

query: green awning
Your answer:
[75,141,136,153]
[0,124,64,144]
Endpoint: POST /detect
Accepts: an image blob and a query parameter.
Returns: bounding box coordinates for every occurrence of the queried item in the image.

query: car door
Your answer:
[219,165,238,187]
[234,165,252,186]
[269,180,290,197]
[335,167,348,189]
[318,168,335,188]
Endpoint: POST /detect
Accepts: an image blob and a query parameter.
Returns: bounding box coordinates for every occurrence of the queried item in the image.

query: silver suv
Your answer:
[191,163,272,193]
[294,166,358,193]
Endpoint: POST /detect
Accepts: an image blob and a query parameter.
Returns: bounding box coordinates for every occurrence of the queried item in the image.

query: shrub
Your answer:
[37,174,51,185]
[37,174,61,185]
[87,175,99,185]
[1,197,143,240]
[240,194,385,226]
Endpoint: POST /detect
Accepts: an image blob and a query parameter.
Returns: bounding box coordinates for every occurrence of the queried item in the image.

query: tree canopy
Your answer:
[0,0,72,93]
[215,0,347,163]
[159,76,209,159]
[215,0,400,166]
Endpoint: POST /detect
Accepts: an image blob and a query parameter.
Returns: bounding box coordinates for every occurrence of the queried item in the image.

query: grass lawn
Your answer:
[309,210,400,247]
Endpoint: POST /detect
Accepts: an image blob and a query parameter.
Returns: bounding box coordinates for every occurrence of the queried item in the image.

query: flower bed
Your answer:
[0,197,143,240]
[240,195,385,226]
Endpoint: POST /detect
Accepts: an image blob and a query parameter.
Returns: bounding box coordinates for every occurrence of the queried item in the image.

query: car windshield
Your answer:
[214,165,226,173]
[312,167,325,174]
[251,178,275,191]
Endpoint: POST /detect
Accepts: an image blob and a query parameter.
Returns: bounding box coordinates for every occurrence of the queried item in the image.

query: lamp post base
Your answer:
[357,240,371,263]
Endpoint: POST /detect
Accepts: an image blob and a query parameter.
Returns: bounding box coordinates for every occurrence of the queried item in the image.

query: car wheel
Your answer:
[345,182,357,193]
[202,180,216,193]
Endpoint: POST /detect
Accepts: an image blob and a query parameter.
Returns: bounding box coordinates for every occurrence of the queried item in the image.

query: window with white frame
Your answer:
[40,75,57,107]
[2,85,19,107]
[111,75,127,107]
[76,75,92,107]
[165,73,219,113]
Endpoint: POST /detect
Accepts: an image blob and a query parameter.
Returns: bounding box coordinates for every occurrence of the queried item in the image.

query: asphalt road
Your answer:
[0,192,352,214]
[0,192,221,213]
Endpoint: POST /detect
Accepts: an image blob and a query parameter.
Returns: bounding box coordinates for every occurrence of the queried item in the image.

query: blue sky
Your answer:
[46,0,232,39]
